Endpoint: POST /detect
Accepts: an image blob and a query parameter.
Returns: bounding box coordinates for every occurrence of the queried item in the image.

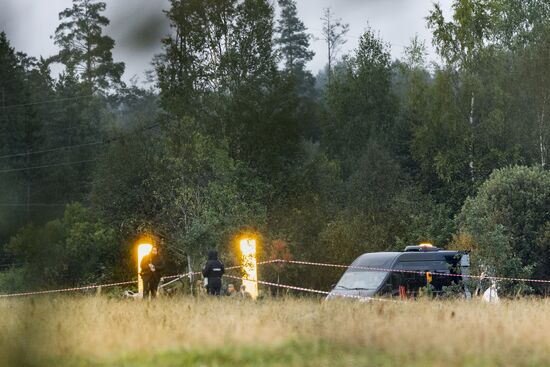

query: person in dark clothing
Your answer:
[202,250,225,295]
[140,246,165,299]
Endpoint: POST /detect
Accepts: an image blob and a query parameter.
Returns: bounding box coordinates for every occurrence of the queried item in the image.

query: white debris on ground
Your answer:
[482,282,499,304]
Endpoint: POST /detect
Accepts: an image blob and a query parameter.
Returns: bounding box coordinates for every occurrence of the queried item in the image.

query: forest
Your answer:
[0,0,549,294]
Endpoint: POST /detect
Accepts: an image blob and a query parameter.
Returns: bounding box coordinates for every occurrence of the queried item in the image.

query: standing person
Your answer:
[140,246,165,299]
[202,250,225,295]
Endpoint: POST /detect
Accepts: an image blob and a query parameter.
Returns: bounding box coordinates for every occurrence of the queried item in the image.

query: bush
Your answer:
[5,203,117,290]
[457,166,550,295]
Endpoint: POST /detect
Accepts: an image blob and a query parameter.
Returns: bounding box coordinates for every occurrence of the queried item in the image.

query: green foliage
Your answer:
[458,166,550,293]
[322,27,395,171]
[411,67,472,208]
[492,0,550,47]
[157,0,304,186]
[152,118,268,257]
[275,0,314,71]
[393,188,455,248]
[92,117,267,263]
[156,0,276,118]
[0,32,73,243]
[52,0,125,91]
[427,0,496,69]
[508,28,550,168]
[5,203,116,289]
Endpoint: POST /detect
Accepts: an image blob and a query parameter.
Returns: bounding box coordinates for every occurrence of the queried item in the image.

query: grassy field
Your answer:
[1,295,550,367]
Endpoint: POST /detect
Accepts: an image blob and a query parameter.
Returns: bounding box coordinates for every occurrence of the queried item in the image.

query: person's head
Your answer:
[151,247,158,255]
[240,284,246,292]
[207,250,218,260]
[227,284,236,293]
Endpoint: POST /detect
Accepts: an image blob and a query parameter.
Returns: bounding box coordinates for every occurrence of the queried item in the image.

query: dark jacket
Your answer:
[202,250,225,280]
[140,253,165,278]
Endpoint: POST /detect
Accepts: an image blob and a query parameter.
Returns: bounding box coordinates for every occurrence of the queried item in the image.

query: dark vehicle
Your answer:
[327,244,471,300]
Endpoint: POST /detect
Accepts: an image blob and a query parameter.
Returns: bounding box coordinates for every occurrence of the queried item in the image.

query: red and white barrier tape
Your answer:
[222,274,394,302]
[160,261,281,283]
[160,263,253,284]
[223,274,329,296]
[3,256,550,299]
[265,259,550,284]
[0,279,136,298]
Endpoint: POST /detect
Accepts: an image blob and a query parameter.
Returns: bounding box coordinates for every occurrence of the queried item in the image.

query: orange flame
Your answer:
[240,237,258,299]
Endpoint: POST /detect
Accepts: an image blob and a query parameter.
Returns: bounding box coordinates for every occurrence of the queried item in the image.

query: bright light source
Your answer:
[137,243,153,294]
[419,242,433,248]
[239,237,258,299]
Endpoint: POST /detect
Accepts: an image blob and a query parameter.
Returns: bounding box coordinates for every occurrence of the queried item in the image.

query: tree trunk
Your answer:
[327,36,332,77]
[324,9,332,79]
[277,270,280,297]
[540,98,546,168]
[469,91,475,182]
[26,148,30,220]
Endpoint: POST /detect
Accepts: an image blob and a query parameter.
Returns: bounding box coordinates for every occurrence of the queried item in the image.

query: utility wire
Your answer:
[0,123,85,140]
[0,122,161,173]
[0,141,103,160]
[0,94,95,110]
[0,203,68,207]
[0,159,97,173]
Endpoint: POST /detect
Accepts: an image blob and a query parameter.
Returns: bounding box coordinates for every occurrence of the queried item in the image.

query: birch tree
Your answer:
[427,0,496,182]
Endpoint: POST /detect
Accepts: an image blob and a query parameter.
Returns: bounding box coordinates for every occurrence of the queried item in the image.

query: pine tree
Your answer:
[52,0,125,92]
[275,0,314,71]
[322,27,394,172]
[0,33,51,226]
[0,32,29,159]
[156,0,238,119]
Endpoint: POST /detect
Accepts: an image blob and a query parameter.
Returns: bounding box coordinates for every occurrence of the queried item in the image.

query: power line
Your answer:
[0,141,103,160]
[0,122,161,174]
[0,94,95,110]
[0,203,67,207]
[0,159,97,174]
[0,123,82,140]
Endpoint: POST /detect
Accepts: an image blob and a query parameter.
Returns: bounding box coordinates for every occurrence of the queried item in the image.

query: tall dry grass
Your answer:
[1,296,550,366]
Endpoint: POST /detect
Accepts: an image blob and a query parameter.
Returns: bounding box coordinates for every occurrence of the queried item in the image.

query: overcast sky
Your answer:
[0,0,452,84]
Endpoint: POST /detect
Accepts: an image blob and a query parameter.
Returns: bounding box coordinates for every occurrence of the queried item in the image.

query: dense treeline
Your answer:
[0,0,549,295]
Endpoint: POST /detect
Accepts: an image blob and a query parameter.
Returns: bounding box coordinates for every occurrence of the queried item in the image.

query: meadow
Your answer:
[1,295,549,367]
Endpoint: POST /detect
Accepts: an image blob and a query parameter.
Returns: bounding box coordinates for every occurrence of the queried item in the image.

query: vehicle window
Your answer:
[395,261,450,272]
[353,253,400,269]
[393,260,461,295]
[335,270,388,290]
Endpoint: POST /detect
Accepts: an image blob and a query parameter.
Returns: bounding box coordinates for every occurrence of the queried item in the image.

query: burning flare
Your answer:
[240,238,258,299]
[137,243,153,294]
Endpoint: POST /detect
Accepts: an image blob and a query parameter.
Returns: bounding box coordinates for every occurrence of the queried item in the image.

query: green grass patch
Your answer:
[51,341,550,367]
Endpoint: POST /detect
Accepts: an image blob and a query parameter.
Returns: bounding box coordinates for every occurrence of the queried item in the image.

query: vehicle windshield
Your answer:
[335,270,388,290]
